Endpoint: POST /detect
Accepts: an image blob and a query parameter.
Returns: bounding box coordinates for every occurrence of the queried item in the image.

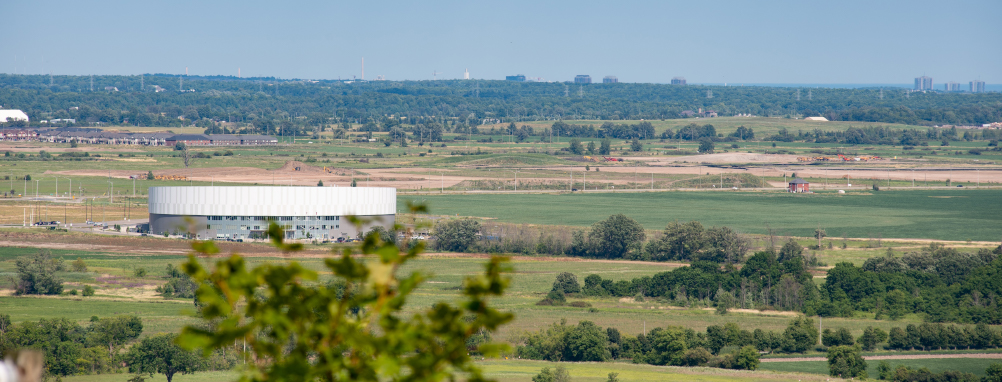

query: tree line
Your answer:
[3,74,1001,128]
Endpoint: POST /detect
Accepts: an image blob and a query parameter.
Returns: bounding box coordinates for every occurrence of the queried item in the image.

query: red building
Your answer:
[788,178,810,193]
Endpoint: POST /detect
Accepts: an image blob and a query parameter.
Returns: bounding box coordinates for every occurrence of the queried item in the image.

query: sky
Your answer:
[2,0,1000,84]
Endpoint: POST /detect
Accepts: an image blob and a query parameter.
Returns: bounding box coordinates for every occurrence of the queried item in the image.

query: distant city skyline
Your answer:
[1,0,999,84]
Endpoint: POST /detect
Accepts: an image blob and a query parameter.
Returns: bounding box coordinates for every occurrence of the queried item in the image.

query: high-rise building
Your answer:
[971,80,986,93]
[464,69,470,80]
[602,76,618,83]
[574,75,592,84]
[671,77,687,85]
[945,82,961,91]
[914,76,933,91]
[505,75,526,82]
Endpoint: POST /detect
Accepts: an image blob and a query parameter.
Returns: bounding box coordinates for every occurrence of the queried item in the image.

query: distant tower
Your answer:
[180,76,183,91]
[879,88,884,99]
[808,90,812,100]
[564,85,569,97]
[970,79,986,93]
[914,76,933,91]
[90,75,93,91]
[796,89,800,101]
[578,86,583,97]
[238,68,241,78]
[361,58,364,80]
[140,74,144,91]
[464,68,469,80]
[671,77,686,85]
[185,67,188,75]
[706,90,713,99]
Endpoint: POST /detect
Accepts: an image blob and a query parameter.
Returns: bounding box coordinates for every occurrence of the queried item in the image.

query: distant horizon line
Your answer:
[0,72,995,89]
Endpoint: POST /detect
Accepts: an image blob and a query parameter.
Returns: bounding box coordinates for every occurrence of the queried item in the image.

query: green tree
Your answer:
[645,221,705,261]
[127,333,201,382]
[317,180,324,186]
[433,218,481,252]
[89,315,143,358]
[858,326,888,351]
[532,365,570,382]
[563,321,609,362]
[985,362,1002,382]
[72,257,88,272]
[782,317,819,353]
[827,345,867,379]
[630,137,642,151]
[606,372,620,382]
[599,138,612,155]
[82,285,95,296]
[173,142,186,151]
[13,249,65,295]
[588,214,646,259]
[147,171,154,180]
[176,208,514,382]
[733,345,760,370]
[568,138,584,155]
[364,225,396,245]
[586,141,596,154]
[877,360,892,380]
[645,326,689,366]
[351,178,357,187]
[551,272,581,294]
[70,138,78,148]
[778,238,803,263]
[822,327,855,347]
[698,138,714,153]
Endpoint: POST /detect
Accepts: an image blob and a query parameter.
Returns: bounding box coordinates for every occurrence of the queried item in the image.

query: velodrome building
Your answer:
[147,186,395,241]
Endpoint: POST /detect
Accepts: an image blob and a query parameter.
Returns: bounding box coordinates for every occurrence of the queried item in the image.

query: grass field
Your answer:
[404,188,1002,241]
[759,357,1000,377]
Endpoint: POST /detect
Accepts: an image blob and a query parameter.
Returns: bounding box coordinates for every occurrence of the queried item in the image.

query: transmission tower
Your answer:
[564,85,569,97]
[90,75,93,91]
[706,89,713,98]
[879,88,884,99]
[808,89,812,100]
[179,76,183,91]
[796,89,801,101]
[140,75,144,91]
[578,86,583,97]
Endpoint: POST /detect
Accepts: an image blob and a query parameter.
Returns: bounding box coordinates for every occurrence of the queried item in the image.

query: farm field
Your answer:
[404,188,1002,241]
[759,357,1000,377]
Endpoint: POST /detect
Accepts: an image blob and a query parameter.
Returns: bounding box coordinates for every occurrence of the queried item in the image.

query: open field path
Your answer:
[762,353,1002,362]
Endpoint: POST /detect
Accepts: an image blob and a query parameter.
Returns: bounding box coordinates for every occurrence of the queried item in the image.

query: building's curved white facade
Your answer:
[147,186,396,241]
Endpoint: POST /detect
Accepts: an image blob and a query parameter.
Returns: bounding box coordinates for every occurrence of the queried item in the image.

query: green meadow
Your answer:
[404,188,1002,241]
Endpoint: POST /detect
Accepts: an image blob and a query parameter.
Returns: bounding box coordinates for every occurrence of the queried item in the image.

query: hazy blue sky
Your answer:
[3,0,999,84]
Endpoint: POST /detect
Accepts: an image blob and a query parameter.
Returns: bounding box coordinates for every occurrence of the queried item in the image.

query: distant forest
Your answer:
[1,74,1000,132]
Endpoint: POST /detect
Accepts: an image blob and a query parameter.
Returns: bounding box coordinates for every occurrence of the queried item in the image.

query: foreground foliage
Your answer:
[177,209,514,382]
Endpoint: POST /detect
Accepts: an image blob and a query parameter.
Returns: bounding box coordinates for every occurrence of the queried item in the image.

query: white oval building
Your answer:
[148,186,396,241]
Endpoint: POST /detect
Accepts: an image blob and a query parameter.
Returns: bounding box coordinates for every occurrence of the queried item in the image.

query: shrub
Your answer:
[72,257,87,272]
[827,345,867,379]
[551,272,581,294]
[83,285,95,296]
[133,267,147,278]
[13,249,64,295]
[568,301,592,308]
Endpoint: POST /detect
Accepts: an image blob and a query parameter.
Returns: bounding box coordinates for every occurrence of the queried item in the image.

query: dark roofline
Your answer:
[789,178,809,184]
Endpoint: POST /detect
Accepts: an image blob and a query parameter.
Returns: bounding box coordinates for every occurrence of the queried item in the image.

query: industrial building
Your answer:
[671,77,687,85]
[505,75,526,82]
[147,186,396,241]
[0,110,29,123]
[915,76,934,91]
[574,75,592,84]
[602,76,618,83]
